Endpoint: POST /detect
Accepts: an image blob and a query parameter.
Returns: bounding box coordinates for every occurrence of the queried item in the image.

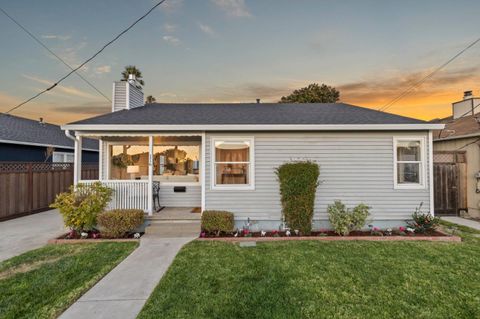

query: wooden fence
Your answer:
[0,162,98,221]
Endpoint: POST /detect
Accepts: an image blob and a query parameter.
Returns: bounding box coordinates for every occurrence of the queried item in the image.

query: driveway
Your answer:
[0,209,65,262]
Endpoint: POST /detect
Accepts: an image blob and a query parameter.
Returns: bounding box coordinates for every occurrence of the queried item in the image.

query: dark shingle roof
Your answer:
[69,103,427,126]
[433,115,480,140]
[0,114,98,150]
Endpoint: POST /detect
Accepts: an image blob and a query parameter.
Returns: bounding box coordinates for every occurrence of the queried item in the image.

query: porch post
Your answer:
[98,138,103,180]
[148,136,153,216]
[428,131,434,216]
[201,132,206,213]
[74,135,82,185]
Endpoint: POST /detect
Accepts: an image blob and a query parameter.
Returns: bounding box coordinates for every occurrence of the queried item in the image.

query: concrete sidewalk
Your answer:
[0,209,64,262]
[441,216,480,231]
[59,235,195,319]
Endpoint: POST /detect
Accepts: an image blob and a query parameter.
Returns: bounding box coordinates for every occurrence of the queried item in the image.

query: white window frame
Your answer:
[52,151,74,163]
[393,136,426,189]
[210,136,255,191]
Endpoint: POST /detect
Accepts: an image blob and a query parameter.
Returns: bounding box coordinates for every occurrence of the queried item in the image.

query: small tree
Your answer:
[50,182,113,231]
[280,83,339,103]
[121,65,145,87]
[276,161,319,235]
[145,95,156,104]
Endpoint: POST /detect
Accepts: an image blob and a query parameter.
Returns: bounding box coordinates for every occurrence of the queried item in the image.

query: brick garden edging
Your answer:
[197,235,462,243]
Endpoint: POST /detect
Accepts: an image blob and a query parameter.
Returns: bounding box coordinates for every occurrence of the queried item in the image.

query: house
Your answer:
[0,113,98,163]
[61,77,444,229]
[432,90,480,217]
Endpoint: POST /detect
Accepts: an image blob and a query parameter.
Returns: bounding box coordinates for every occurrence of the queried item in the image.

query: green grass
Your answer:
[139,238,480,319]
[0,242,137,319]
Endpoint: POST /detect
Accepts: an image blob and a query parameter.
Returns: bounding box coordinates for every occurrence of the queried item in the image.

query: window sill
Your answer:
[394,183,426,190]
[211,185,255,191]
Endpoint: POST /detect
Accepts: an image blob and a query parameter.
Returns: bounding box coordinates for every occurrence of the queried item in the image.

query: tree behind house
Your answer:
[121,65,145,87]
[280,83,339,103]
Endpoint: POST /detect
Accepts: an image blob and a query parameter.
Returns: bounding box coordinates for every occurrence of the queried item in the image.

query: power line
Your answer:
[0,7,111,103]
[4,0,167,114]
[378,37,480,113]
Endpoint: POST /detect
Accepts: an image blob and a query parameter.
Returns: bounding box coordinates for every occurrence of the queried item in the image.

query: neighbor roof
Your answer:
[433,114,480,141]
[65,103,438,131]
[0,114,98,151]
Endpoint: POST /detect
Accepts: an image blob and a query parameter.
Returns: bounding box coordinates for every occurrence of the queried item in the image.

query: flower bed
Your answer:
[197,229,461,242]
[48,230,144,244]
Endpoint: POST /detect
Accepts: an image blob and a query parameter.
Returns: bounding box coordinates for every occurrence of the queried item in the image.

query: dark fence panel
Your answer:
[0,162,98,221]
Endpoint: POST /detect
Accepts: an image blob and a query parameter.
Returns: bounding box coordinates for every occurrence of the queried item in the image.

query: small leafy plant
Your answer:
[407,203,439,233]
[97,209,144,238]
[201,210,235,236]
[50,182,113,231]
[328,200,370,236]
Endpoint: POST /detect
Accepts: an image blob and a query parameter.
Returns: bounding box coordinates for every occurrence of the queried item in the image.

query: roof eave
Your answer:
[62,123,445,131]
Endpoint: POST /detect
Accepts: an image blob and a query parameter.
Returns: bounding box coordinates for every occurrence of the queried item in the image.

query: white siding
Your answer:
[159,185,201,207]
[205,131,432,221]
[128,83,144,109]
[112,82,127,112]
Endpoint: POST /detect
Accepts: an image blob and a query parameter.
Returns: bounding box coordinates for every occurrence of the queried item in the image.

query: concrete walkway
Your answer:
[442,216,480,231]
[59,235,195,319]
[0,209,64,262]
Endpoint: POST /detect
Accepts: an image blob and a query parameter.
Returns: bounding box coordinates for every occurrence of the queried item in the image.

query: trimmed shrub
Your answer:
[201,210,234,235]
[50,182,113,231]
[328,201,370,236]
[407,202,439,233]
[275,161,319,235]
[97,209,145,238]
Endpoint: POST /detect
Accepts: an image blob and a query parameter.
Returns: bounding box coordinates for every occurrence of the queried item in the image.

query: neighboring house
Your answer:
[61,78,443,229]
[432,91,480,217]
[0,114,98,163]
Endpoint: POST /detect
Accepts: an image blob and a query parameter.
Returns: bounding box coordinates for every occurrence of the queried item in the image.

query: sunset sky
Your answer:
[1,0,480,124]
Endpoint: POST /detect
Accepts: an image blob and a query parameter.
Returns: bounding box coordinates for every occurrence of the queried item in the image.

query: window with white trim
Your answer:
[394,137,425,189]
[211,137,254,190]
[52,151,74,163]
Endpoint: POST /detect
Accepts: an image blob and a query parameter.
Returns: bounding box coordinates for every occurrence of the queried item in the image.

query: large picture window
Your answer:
[211,137,254,190]
[394,137,426,189]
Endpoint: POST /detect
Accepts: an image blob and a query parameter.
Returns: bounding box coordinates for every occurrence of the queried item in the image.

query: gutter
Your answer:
[61,123,446,131]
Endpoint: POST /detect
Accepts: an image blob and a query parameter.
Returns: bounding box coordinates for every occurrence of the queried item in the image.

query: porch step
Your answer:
[145,221,200,238]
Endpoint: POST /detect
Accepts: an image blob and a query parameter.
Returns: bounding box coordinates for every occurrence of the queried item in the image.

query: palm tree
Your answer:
[145,95,156,104]
[121,65,145,87]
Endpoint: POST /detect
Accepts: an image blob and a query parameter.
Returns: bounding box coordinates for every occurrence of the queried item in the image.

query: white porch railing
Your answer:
[79,180,149,212]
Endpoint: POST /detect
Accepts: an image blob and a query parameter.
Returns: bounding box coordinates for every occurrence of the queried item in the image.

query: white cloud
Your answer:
[162,35,181,46]
[41,34,71,41]
[22,74,97,99]
[94,65,111,74]
[211,0,252,17]
[198,23,216,37]
[161,0,183,12]
[163,23,177,33]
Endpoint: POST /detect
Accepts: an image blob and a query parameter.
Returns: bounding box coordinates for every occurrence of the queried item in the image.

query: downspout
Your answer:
[65,130,80,185]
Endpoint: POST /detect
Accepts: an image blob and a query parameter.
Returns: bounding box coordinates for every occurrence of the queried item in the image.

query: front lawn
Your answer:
[0,242,137,319]
[139,238,480,319]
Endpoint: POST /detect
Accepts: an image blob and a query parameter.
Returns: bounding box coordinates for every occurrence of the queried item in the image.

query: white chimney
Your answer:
[452,90,480,119]
[111,75,144,112]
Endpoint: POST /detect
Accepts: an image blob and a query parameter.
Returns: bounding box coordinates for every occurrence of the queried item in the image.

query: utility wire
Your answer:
[0,7,111,103]
[4,0,167,114]
[378,37,480,113]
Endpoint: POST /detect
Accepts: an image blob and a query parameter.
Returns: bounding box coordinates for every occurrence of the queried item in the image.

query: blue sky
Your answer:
[1,0,480,123]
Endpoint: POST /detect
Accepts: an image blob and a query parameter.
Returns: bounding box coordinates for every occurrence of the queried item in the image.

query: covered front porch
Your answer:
[71,132,205,216]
